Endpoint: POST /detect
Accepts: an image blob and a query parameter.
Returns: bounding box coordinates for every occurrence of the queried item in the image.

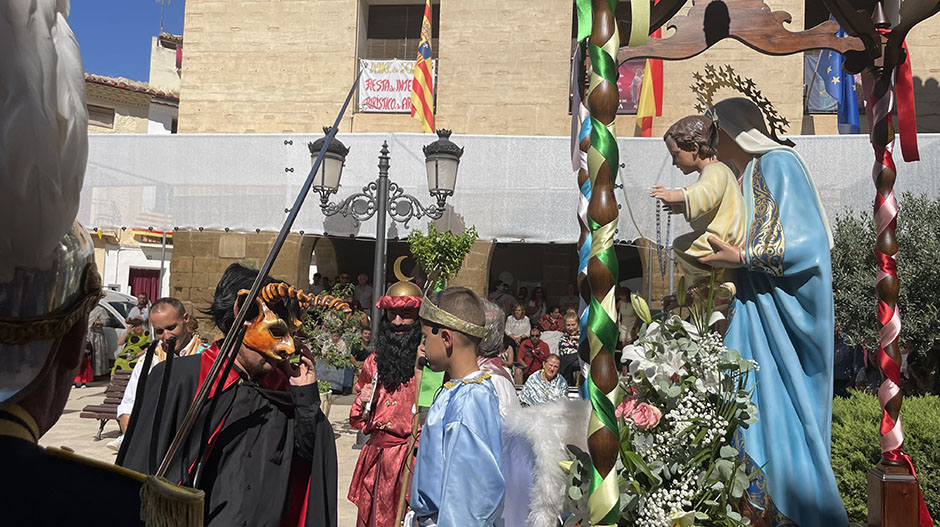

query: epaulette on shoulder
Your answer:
[45,446,147,482]
[45,448,205,527]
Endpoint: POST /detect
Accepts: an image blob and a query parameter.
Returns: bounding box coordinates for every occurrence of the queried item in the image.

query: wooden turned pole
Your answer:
[585,0,621,524]
[864,5,920,525]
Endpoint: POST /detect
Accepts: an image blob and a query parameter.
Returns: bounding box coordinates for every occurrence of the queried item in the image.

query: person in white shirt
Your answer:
[126,292,150,324]
[504,303,530,348]
[108,297,207,451]
[355,273,374,309]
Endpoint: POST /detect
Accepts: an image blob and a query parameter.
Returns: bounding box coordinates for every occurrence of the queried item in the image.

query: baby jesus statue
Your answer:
[651,114,746,293]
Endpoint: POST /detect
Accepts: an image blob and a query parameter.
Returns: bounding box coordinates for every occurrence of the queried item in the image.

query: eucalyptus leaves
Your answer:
[565,293,759,527]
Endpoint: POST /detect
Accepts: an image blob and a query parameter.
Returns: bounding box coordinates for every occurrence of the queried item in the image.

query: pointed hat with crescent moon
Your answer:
[376,256,423,310]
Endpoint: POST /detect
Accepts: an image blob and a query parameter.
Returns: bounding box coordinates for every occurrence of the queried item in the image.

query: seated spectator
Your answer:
[516,286,528,309]
[355,273,374,309]
[310,272,324,294]
[111,318,152,375]
[558,283,580,313]
[505,303,531,348]
[526,287,548,320]
[351,300,371,329]
[538,306,564,332]
[488,280,516,316]
[351,327,373,362]
[558,314,581,385]
[519,354,568,406]
[517,327,550,382]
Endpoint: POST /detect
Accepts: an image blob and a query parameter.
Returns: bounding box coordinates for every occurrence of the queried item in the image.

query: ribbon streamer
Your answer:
[628,0,650,47]
[895,40,919,162]
[575,0,592,41]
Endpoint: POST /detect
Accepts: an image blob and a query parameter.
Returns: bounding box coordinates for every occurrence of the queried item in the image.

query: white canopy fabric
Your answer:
[79,132,940,245]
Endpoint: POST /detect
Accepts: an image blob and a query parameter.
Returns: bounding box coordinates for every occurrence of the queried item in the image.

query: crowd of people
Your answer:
[489,280,640,394]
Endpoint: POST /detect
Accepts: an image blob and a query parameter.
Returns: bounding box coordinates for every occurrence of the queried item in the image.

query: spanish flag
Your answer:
[410,0,435,133]
[635,5,662,137]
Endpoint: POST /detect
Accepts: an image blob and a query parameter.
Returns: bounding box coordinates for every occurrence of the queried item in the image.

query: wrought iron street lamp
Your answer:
[308,128,463,336]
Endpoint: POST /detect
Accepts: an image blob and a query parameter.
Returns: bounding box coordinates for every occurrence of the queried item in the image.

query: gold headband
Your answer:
[419,297,490,339]
[0,265,102,345]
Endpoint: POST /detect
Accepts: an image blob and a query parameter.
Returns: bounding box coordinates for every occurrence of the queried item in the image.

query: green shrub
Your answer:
[831,193,940,394]
[831,391,940,522]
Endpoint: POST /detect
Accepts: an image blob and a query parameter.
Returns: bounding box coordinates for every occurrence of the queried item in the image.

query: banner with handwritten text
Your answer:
[358,59,437,113]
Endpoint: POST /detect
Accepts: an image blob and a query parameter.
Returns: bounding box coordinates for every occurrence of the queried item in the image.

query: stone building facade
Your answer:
[165,0,940,307]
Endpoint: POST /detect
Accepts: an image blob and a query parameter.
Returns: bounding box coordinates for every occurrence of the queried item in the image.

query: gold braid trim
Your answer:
[419,299,490,339]
[0,265,102,345]
[443,371,491,390]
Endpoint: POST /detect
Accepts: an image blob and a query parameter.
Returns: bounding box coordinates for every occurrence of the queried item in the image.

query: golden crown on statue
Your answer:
[691,64,793,146]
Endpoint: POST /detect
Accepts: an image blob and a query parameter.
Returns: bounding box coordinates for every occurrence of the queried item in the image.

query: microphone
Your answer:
[417,356,429,369]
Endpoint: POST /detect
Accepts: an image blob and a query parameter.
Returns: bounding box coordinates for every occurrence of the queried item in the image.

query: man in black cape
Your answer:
[120,263,337,527]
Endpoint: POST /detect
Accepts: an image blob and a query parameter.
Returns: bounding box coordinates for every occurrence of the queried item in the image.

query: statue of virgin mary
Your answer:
[704,97,848,527]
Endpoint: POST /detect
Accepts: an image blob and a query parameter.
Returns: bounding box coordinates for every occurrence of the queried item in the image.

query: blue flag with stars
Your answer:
[819,25,861,134]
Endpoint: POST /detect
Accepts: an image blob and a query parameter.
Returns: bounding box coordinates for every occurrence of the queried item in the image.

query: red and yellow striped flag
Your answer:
[410,0,435,133]
[635,3,662,137]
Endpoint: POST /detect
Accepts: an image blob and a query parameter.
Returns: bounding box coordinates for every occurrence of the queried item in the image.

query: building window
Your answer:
[88,104,115,129]
[364,3,440,60]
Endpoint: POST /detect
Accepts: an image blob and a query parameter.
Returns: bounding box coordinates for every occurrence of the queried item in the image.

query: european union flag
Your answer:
[819,26,861,134]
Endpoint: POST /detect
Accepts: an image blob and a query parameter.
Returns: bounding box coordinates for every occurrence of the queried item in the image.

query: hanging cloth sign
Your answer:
[358,59,436,113]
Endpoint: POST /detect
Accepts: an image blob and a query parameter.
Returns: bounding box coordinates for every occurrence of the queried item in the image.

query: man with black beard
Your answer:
[348,278,423,527]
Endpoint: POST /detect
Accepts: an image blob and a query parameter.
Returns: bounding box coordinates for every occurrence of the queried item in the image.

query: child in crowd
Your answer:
[651,114,746,292]
[409,287,505,527]
[558,314,581,385]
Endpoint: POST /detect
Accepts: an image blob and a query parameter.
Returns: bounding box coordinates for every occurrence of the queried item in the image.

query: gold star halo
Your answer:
[691,64,793,147]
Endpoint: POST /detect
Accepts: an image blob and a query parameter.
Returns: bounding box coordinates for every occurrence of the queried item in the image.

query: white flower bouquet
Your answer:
[565,284,759,527]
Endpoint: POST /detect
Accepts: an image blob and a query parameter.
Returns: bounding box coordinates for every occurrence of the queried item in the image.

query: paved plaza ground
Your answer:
[41,380,362,525]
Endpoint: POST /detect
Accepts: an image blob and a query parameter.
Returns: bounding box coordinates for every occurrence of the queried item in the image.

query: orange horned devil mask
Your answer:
[236,283,352,362]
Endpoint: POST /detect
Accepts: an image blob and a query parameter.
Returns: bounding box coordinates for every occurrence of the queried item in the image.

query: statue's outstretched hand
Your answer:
[698,236,745,269]
[650,185,686,215]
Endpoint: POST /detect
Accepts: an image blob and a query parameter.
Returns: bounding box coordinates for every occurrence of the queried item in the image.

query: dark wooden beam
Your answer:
[617,0,866,64]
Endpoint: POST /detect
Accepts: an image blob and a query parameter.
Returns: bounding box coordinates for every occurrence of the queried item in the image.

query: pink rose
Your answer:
[631,403,663,430]
[615,397,638,420]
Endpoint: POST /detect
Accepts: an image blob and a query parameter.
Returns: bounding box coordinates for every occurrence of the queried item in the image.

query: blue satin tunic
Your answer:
[410,370,505,527]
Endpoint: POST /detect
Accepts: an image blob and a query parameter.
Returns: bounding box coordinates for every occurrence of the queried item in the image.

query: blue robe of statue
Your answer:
[410,370,505,527]
[724,148,848,527]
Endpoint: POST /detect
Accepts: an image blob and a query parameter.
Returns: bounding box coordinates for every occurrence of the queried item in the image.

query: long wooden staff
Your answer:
[155,68,363,478]
[395,411,422,526]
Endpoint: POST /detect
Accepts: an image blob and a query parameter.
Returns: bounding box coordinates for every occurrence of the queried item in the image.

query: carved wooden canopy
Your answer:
[617,0,866,64]
[615,0,940,73]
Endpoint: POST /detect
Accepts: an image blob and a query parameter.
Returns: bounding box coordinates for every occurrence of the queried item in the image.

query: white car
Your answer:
[96,290,139,361]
